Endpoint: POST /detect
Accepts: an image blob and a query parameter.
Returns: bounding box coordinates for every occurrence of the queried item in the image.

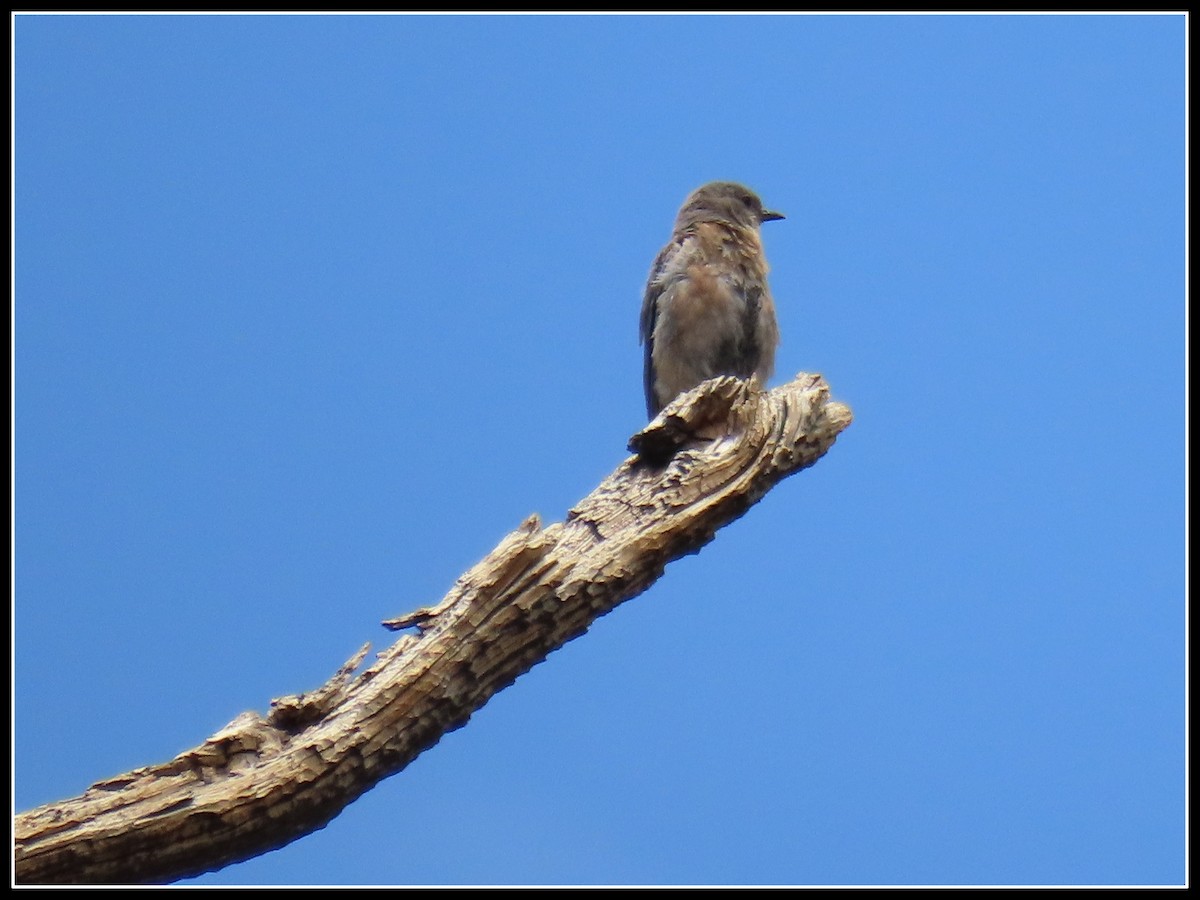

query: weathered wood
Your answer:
[14,373,852,885]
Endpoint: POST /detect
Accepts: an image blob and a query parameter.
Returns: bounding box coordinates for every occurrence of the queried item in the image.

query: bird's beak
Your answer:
[761,209,785,223]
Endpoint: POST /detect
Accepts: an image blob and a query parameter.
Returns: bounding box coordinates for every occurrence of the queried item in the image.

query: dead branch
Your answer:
[14,373,852,885]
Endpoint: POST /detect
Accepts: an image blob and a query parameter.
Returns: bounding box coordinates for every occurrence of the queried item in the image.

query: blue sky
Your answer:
[13,12,1185,887]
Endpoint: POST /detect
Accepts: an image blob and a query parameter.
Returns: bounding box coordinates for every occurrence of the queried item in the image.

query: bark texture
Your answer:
[14,373,852,885]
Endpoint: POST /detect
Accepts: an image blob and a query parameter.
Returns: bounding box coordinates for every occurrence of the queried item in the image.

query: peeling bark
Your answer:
[14,373,852,885]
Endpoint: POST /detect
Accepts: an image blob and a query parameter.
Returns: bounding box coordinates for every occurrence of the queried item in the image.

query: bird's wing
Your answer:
[640,238,678,419]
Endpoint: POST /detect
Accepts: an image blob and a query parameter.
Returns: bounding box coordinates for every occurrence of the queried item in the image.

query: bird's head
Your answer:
[674,181,785,232]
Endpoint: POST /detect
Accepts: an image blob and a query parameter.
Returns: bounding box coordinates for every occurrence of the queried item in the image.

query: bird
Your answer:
[639,181,784,420]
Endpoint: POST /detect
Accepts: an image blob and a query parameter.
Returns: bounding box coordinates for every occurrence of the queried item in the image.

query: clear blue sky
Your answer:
[13,12,1185,887]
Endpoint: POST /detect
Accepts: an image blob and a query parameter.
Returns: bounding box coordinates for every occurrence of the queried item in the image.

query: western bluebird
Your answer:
[639,181,785,419]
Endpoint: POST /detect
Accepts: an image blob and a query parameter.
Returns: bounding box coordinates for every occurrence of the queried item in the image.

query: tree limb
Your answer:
[14,373,853,885]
